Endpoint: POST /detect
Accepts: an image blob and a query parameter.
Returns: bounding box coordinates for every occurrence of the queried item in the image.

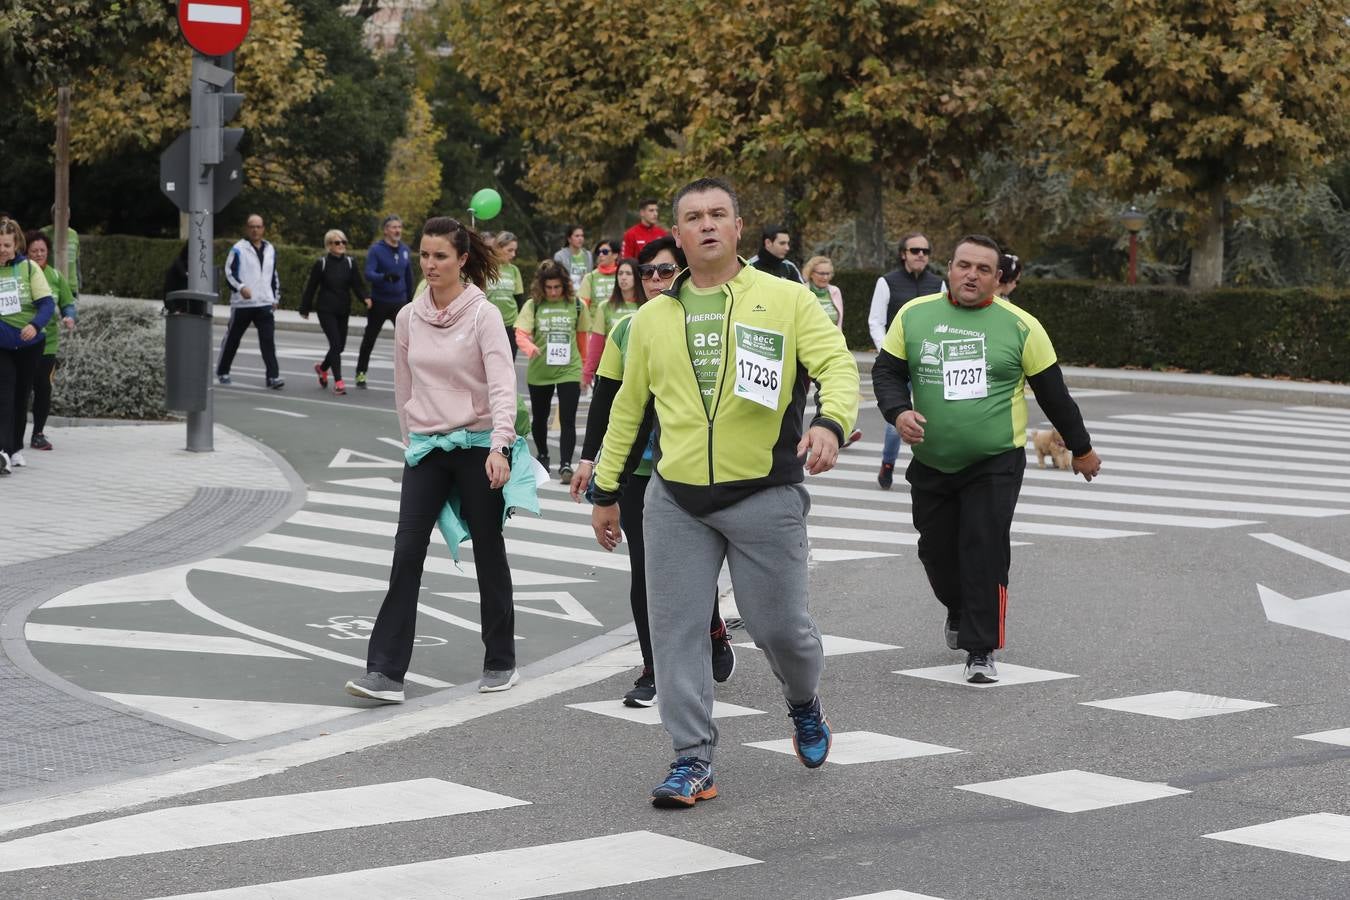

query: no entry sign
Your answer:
[178,0,251,56]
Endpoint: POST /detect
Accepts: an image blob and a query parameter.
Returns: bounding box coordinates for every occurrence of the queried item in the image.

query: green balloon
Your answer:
[469,188,503,221]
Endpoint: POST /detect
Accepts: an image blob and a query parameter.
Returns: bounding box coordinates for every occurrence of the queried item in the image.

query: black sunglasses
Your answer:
[329,239,346,245]
[596,247,614,255]
[639,263,679,280]
[906,246,931,255]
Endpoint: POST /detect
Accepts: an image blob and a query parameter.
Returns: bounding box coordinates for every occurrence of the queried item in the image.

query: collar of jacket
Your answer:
[947,290,995,310]
[663,257,751,299]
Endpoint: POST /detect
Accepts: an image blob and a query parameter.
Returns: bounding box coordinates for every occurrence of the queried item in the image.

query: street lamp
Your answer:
[1119,205,1146,285]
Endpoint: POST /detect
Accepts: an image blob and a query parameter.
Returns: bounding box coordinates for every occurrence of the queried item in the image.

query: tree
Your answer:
[643,0,1006,268]
[380,89,441,228]
[1005,0,1350,287]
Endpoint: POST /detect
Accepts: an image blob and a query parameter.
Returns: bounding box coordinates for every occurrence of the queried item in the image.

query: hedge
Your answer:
[80,235,1350,382]
[51,301,170,420]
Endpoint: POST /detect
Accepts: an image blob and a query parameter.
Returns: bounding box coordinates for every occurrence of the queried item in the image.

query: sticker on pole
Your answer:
[178,0,251,56]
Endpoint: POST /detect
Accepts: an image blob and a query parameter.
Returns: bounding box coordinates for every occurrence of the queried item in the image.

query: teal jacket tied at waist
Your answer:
[406,431,540,563]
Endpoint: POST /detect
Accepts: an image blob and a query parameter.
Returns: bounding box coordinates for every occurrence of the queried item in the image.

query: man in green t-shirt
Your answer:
[872,234,1102,684]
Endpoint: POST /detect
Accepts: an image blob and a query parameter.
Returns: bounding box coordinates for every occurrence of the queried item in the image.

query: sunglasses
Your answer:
[596,247,613,256]
[329,239,346,246]
[906,247,931,255]
[639,263,679,280]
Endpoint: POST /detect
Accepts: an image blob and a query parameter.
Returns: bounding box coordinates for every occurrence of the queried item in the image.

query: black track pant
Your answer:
[506,326,518,359]
[28,353,57,439]
[356,302,403,376]
[366,446,515,679]
[317,311,349,380]
[907,448,1025,652]
[527,381,579,464]
[216,306,279,380]
[619,474,725,671]
[0,343,41,455]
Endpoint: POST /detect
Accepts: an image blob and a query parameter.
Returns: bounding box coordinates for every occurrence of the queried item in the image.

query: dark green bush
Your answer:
[51,300,170,420]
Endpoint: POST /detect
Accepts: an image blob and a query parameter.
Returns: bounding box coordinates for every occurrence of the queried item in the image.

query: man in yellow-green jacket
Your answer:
[590,177,859,808]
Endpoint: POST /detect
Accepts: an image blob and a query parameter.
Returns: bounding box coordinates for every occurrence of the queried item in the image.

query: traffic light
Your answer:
[200,56,244,166]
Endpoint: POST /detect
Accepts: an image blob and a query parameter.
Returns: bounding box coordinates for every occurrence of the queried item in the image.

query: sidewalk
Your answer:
[0,421,298,798]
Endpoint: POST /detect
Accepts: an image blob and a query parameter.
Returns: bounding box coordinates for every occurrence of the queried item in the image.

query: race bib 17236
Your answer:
[733,322,785,409]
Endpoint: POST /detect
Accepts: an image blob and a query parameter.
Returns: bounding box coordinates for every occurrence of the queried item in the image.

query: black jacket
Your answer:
[300,254,368,316]
[881,267,944,329]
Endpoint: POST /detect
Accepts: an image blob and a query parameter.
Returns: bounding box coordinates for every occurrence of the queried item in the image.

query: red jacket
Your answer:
[621,222,668,260]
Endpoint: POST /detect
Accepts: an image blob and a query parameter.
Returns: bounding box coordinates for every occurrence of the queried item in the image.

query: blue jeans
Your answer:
[882,422,902,465]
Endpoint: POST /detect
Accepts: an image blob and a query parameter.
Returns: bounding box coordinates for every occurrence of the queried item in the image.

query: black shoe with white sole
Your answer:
[964,651,998,683]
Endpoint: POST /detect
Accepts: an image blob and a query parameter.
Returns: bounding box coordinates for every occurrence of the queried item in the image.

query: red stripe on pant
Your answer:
[997,585,1007,649]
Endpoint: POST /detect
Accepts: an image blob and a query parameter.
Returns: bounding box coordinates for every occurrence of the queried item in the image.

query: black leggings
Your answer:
[619,474,724,670]
[0,343,41,455]
[357,302,403,376]
[317,311,349,380]
[366,446,515,678]
[506,326,518,359]
[29,353,57,439]
[527,381,579,464]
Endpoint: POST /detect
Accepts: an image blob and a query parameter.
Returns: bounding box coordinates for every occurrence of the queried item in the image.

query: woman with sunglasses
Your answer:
[802,256,862,447]
[571,236,733,707]
[345,216,535,701]
[300,229,370,395]
[516,259,584,483]
[582,256,641,386]
[576,238,619,382]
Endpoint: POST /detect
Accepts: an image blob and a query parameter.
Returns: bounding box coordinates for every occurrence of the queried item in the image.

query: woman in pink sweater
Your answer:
[345,216,529,702]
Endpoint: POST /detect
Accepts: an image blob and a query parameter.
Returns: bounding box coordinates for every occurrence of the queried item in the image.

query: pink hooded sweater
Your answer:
[394,284,517,450]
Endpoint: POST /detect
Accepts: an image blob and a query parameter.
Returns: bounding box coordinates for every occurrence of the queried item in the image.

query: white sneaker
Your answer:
[0,451,11,475]
[10,450,27,467]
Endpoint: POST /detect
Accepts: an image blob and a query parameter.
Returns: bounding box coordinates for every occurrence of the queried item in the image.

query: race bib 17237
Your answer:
[941,337,988,400]
[733,322,785,409]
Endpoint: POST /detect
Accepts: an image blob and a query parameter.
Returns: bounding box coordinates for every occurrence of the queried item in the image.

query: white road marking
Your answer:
[808,548,897,561]
[1167,411,1350,436]
[437,590,602,627]
[1081,691,1275,720]
[733,634,901,656]
[1250,532,1350,575]
[0,779,527,873]
[745,730,962,765]
[328,448,402,468]
[1084,419,1350,456]
[567,699,765,725]
[253,407,308,418]
[1023,468,1350,504]
[806,503,1148,540]
[895,663,1077,688]
[24,623,304,659]
[835,890,949,900]
[193,557,388,592]
[41,564,192,609]
[96,694,362,741]
[1254,584,1350,641]
[154,831,759,899]
[957,770,1190,813]
[1296,727,1350,747]
[1204,813,1350,862]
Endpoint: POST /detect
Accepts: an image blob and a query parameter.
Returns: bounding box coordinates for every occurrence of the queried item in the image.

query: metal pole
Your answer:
[1127,232,1139,286]
[53,86,71,277]
[186,53,215,452]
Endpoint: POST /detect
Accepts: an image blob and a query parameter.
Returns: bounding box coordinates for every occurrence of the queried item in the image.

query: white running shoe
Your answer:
[10,450,26,467]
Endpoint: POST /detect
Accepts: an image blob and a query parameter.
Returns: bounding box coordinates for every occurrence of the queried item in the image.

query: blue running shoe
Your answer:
[650,756,717,808]
[788,696,832,768]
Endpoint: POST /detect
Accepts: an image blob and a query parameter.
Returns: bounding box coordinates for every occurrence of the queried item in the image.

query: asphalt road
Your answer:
[7,322,1348,898]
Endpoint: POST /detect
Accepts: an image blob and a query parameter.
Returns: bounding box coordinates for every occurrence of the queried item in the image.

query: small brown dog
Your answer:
[1032,429,1073,470]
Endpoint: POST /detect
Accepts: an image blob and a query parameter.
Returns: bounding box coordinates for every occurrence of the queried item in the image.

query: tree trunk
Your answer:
[53,85,71,277]
[1189,183,1225,289]
[848,166,887,270]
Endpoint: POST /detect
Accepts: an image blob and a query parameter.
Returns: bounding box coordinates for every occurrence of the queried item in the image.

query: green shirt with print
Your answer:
[41,264,76,354]
[1,259,52,333]
[595,314,652,477]
[485,263,522,327]
[517,297,583,385]
[679,281,728,415]
[810,284,838,325]
[578,269,616,332]
[881,293,1057,473]
[596,297,640,337]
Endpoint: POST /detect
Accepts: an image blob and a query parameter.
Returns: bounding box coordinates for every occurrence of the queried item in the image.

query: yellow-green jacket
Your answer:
[593,263,858,515]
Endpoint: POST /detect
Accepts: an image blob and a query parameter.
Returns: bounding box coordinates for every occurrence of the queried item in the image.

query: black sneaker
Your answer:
[623,668,656,707]
[877,462,894,490]
[965,650,998,683]
[30,433,52,451]
[944,614,960,651]
[536,454,550,474]
[217,373,231,385]
[267,377,285,389]
[710,620,735,683]
[558,463,574,485]
[355,372,368,388]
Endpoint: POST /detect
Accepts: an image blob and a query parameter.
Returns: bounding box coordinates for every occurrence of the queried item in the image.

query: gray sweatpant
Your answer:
[643,474,824,763]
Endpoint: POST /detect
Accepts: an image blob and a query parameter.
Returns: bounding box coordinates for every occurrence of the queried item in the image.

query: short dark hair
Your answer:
[564,224,584,240]
[761,224,788,246]
[636,234,687,268]
[671,177,740,222]
[998,252,1023,284]
[638,197,659,210]
[952,233,1002,258]
[898,232,929,258]
[592,237,617,258]
[23,229,48,254]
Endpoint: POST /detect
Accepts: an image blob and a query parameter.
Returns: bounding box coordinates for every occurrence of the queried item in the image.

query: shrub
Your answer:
[50,300,170,420]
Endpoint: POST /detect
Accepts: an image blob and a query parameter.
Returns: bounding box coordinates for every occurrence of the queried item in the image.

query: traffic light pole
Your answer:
[183,52,217,452]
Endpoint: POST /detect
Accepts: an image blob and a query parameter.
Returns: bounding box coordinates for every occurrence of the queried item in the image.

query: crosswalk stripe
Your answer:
[1111,412,1350,439]
[814,466,1344,517]
[95,694,361,742]
[805,504,1149,540]
[248,532,588,586]
[23,623,305,659]
[1021,467,1350,504]
[286,510,632,572]
[307,490,400,512]
[1078,430,1350,463]
[1233,408,1350,426]
[0,779,529,873]
[801,481,1257,529]
[1171,411,1350,435]
[153,830,759,899]
[809,524,919,546]
[1290,405,1350,417]
[1041,443,1350,476]
[1084,418,1350,453]
[193,558,389,592]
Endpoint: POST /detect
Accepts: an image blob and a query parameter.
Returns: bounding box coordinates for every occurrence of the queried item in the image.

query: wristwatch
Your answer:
[495,446,512,459]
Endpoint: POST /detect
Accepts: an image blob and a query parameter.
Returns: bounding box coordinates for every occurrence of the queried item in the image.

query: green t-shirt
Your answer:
[579,269,617,330]
[566,250,588,293]
[597,297,640,337]
[485,263,522,327]
[810,284,839,325]
[679,281,728,414]
[41,264,76,354]
[0,259,52,333]
[595,315,652,477]
[881,293,1057,473]
[39,226,79,293]
[517,297,583,385]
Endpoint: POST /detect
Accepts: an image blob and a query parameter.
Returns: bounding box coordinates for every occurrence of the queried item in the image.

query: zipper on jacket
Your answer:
[673,280,734,486]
